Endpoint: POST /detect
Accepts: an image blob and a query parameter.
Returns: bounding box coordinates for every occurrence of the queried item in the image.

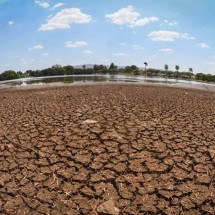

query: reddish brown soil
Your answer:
[0,84,214,215]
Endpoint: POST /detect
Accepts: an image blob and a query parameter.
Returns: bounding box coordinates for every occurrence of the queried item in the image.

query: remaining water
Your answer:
[1,74,215,89]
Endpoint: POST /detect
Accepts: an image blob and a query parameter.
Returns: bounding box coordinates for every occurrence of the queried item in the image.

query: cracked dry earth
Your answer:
[0,84,214,215]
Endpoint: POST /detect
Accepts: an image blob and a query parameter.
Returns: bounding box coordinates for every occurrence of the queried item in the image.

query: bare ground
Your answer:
[0,84,214,214]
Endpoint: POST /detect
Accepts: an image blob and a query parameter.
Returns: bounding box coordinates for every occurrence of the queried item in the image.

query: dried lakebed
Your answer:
[0,84,214,214]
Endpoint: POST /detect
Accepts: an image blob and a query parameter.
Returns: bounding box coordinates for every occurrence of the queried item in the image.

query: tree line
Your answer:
[0,63,215,83]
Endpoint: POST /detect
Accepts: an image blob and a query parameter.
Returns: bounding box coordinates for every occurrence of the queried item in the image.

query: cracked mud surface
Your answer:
[0,84,214,214]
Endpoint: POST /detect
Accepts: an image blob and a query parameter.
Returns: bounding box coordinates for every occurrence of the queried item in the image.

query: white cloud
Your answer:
[35,0,50,9]
[83,50,93,55]
[161,20,178,26]
[159,48,174,53]
[132,44,144,50]
[42,52,49,56]
[33,45,44,50]
[197,43,210,48]
[131,17,159,27]
[148,30,195,41]
[114,52,126,56]
[65,41,88,48]
[106,5,159,27]
[39,8,92,31]
[106,6,139,25]
[8,21,14,25]
[51,3,64,10]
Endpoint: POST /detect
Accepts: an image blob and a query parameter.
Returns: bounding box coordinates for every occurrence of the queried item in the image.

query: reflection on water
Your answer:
[1,74,215,89]
[4,75,109,86]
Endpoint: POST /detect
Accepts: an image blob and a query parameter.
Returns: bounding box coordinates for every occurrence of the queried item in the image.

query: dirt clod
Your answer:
[97,199,120,215]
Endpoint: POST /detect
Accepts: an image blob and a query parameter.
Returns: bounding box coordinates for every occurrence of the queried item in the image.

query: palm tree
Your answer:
[82,65,86,70]
[175,65,180,79]
[175,65,180,72]
[164,64,169,72]
[164,64,169,79]
[144,62,148,79]
[188,67,193,73]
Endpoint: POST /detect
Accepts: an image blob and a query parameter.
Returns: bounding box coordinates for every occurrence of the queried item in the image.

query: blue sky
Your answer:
[1,0,215,74]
